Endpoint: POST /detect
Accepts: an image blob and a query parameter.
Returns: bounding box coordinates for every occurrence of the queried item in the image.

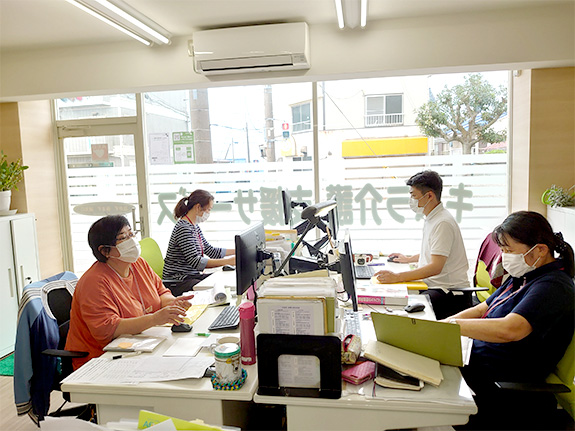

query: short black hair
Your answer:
[88,215,130,262]
[406,170,443,201]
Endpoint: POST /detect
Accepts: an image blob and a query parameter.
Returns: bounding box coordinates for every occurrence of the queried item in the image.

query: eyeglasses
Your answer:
[116,231,137,242]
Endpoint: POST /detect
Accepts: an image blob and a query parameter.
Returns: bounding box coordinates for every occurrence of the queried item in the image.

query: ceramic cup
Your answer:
[209,335,240,353]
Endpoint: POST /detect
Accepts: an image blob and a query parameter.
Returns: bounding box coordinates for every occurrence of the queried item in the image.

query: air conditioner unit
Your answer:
[189,22,310,75]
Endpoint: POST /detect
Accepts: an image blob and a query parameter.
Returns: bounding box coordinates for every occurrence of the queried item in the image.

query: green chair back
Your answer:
[475,260,497,302]
[139,237,164,277]
[546,331,575,419]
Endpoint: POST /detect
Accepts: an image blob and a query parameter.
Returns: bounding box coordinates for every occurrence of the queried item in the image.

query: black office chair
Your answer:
[42,285,87,381]
[14,273,95,425]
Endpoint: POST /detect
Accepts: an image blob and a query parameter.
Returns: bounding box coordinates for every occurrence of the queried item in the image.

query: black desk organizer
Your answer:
[257,333,342,399]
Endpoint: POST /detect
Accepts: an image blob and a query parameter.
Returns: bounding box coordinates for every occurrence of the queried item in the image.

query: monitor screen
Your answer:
[339,230,358,311]
[326,205,339,241]
[235,222,266,296]
[281,189,292,225]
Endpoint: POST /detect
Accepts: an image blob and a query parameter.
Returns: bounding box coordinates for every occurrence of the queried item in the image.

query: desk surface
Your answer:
[62,270,476,429]
[61,304,256,426]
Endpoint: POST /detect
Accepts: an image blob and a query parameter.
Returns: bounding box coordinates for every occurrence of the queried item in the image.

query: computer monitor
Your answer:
[326,204,339,241]
[339,230,359,311]
[281,189,292,225]
[235,222,267,296]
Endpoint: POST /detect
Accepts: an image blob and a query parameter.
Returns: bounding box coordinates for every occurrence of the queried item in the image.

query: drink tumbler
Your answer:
[238,302,256,365]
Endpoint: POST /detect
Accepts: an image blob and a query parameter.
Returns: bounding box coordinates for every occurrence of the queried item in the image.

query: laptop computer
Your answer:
[371,312,463,367]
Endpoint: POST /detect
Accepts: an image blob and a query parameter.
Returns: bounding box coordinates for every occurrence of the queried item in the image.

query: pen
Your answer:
[195,332,210,337]
[367,262,385,266]
[112,351,143,360]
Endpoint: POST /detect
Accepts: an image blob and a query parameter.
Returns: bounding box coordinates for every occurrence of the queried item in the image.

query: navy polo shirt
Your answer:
[470,260,574,382]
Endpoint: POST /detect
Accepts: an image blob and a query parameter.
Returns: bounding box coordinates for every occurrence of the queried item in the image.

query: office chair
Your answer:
[492,330,575,427]
[139,237,180,293]
[473,233,507,302]
[14,272,92,425]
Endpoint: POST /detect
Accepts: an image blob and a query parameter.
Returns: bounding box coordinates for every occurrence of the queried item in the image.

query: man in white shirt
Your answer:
[375,170,470,318]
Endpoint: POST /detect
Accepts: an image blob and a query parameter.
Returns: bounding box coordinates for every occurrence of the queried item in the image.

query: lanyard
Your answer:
[107,264,149,315]
[481,280,528,318]
[184,215,204,255]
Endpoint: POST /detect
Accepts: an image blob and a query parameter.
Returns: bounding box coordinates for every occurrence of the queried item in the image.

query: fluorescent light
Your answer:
[65,0,171,46]
[93,0,170,44]
[335,0,368,29]
[335,0,345,29]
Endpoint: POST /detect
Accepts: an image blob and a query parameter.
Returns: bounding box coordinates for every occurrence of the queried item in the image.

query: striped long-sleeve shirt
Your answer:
[163,219,226,280]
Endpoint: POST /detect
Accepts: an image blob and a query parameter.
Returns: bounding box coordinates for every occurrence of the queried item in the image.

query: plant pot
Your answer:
[0,190,11,212]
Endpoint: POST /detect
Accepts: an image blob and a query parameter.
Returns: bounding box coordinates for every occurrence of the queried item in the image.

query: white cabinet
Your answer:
[547,206,575,253]
[0,214,41,357]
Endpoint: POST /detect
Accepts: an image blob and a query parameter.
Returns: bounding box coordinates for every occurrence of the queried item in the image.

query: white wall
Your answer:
[1,3,573,102]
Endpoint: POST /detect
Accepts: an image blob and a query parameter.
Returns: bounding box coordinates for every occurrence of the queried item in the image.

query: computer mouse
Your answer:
[387,256,397,262]
[222,264,235,271]
[404,303,426,313]
[171,323,192,332]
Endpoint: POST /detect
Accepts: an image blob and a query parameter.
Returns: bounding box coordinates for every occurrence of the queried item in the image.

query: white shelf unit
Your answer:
[547,206,575,254]
[0,213,41,357]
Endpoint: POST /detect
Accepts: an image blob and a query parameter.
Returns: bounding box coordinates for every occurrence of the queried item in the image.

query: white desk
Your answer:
[61,304,256,428]
[253,295,477,431]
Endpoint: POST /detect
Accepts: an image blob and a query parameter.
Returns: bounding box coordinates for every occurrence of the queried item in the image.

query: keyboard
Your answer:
[354,265,375,279]
[343,309,362,339]
[208,305,240,331]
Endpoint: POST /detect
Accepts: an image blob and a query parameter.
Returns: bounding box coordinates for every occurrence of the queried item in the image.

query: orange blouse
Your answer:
[65,257,170,369]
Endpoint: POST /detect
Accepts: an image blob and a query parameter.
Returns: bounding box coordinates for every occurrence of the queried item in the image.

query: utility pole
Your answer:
[264,85,276,162]
[189,88,213,163]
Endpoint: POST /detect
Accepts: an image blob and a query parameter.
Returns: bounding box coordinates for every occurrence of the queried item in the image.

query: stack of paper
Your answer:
[356,283,408,306]
[258,276,337,335]
[190,282,228,306]
[364,340,443,387]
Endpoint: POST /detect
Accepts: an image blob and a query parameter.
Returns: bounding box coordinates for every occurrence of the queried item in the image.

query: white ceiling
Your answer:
[0,0,567,52]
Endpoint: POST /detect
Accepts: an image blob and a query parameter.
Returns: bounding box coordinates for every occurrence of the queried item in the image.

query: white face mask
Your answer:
[113,237,141,263]
[409,194,429,214]
[502,244,540,278]
[196,210,210,224]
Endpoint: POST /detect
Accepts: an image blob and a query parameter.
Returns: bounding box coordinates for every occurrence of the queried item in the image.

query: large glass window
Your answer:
[55,94,136,120]
[55,72,509,275]
[143,83,315,256]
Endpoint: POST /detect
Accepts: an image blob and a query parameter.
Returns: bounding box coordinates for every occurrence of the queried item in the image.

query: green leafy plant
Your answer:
[0,151,29,192]
[541,184,575,208]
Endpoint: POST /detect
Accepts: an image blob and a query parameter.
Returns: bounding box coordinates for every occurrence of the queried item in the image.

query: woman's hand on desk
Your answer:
[374,270,401,284]
[172,296,192,312]
[152,304,189,326]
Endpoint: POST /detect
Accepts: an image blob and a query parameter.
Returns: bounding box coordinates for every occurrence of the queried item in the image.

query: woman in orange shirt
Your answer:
[66,215,191,369]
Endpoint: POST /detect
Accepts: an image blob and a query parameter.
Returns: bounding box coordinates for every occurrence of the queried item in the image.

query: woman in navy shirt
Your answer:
[446,211,574,430]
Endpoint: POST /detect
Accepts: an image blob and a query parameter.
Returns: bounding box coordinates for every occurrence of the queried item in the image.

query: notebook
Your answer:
[371,312,463,367]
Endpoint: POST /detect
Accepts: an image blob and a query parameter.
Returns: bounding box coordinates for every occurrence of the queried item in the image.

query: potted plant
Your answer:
[0,151,29,213]
[541,184,575,208]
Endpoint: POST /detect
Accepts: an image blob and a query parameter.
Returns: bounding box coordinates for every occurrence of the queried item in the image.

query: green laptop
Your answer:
[371,312,463,367]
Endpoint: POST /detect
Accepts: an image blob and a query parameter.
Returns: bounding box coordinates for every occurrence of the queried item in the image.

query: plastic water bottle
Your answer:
[238,302,256,365]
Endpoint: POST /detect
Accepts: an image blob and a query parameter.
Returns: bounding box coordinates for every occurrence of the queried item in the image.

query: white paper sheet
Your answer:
[62,356,214,384]
[162,337,205,357]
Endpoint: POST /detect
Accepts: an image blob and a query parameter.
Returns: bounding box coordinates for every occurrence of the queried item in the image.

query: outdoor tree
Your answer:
[415,74,507,154]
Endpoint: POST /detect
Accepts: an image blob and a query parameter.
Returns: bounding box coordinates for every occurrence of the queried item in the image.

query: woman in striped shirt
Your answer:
[163,189,235,296]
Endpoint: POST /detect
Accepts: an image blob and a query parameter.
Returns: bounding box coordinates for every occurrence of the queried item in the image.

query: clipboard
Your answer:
[371,312,463,366]
[257,333,342,399]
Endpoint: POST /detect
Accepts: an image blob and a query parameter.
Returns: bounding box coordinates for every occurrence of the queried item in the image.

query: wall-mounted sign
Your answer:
[173,131,195,164]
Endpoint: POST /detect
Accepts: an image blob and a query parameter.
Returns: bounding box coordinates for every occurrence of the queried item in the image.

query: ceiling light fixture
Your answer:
[65,0,171,46]
[334,0,368,29]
